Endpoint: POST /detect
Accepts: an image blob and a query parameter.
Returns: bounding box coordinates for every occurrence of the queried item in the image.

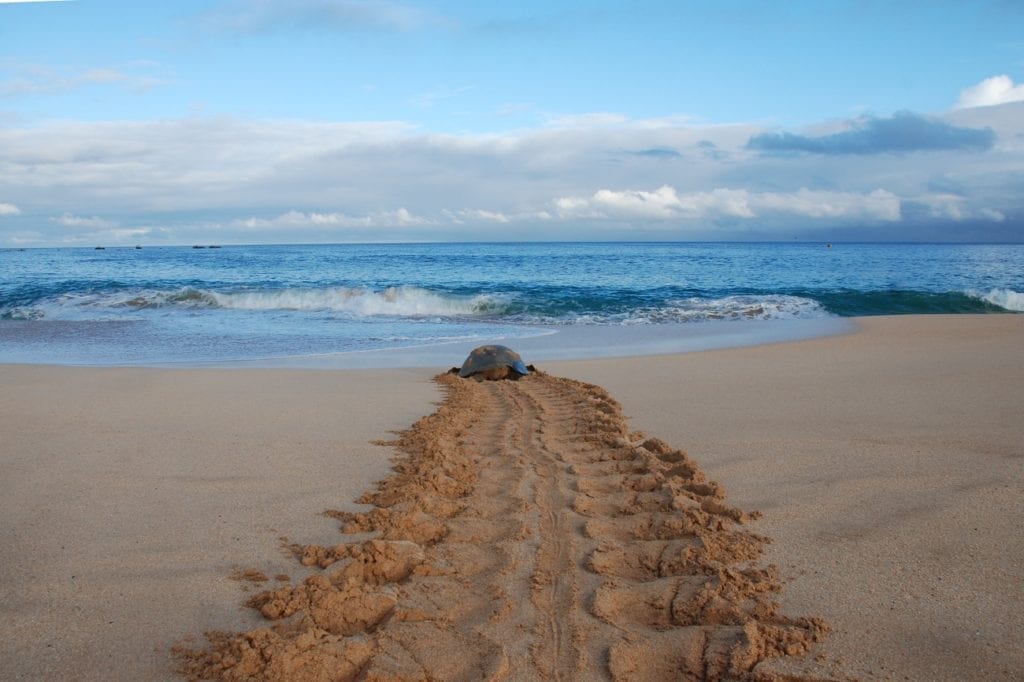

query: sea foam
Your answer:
[974,288,1024,312]
[210,286,499,316]
[513,294,828,325]
[97,285,500,317]
[2,285,503,320]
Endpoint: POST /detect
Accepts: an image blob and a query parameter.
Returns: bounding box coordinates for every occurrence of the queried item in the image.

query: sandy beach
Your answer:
[551,315,1024,680]
[1,314,1022,680]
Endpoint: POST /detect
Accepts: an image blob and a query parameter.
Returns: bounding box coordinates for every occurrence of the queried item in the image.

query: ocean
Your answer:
[1,242,1021,367]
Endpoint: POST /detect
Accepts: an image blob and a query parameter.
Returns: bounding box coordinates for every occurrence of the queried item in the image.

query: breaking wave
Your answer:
[207,286,501,317]
[210,284,503,317]
[2,284,1020,324]
[1,286,505,319]
[971,288,1024,312]
[514,294,827,325]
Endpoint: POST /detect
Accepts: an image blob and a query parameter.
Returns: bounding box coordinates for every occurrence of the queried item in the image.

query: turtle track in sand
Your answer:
[176,370,829,681]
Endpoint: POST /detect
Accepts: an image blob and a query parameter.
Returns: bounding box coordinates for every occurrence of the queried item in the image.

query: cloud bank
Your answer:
[556,186,902,222]
[0,101,1019,245]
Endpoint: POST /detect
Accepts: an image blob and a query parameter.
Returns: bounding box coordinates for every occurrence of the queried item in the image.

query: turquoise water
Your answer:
[1,242,1021,366]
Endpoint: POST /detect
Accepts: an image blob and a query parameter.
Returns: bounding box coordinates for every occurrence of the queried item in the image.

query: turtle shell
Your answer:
[458,345,529,379]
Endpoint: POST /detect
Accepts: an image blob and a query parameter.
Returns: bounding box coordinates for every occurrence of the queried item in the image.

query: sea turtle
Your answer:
[454,345,530,381]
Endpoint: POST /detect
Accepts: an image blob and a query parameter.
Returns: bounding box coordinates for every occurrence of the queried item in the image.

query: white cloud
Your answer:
[912,193,1008,222]
[441,208,554,225]
[919,193,968,220]
[236,208,433,230]
[755,188,901,221]
[444,209,511,224]
[52,212,114,228]
[556,186,752,221]
[955,75,1024,109]
[594,185,688,218]
[104,227,152,240]
[980,207,1006,222]
[556,186,901,222]
[676,189,757,218]
[0,202,20,216]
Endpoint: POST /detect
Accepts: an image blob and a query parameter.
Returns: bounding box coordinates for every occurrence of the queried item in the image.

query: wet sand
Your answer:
[1,314,1022,680]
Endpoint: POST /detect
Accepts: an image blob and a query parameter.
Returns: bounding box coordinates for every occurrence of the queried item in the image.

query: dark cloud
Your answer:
[627,147,682,159]
[696,139,728,161]
[747,111,995,155]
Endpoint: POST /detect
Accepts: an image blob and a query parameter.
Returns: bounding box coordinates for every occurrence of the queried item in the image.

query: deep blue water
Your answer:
[1,242,1021,365]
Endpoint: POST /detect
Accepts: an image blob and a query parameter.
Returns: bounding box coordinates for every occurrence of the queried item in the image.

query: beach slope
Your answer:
[553,315,1024,680]
[1,314,1021,680]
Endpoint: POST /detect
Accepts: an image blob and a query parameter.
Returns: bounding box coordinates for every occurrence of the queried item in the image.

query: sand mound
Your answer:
[176,370,828,680]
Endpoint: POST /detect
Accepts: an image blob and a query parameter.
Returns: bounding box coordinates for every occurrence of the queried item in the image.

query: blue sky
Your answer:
[1,0,1023,245]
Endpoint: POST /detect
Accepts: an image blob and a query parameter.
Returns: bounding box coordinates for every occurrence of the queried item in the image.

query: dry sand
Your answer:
[176,370,826,680]
[551,315,1024,680]
[0,367,437,680]
[1,314,1022,680]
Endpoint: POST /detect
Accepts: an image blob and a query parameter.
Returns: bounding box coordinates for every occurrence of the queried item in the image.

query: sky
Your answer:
[1,0,1023,245]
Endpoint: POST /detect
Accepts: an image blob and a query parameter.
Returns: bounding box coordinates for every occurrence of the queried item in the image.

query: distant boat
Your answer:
[95,246,105,250]
[192,245,207,249]
[209,245,222,249]
[135,245,143,250]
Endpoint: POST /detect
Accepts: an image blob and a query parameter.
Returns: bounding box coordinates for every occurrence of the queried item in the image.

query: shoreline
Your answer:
[1,316,857,369]
[1,314,1022,680]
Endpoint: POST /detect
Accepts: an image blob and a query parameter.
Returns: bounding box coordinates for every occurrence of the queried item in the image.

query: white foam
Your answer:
[8,286,506,321]
[0,307,45,321]
[658,294,827,322]
[973,288,1024,312]
[210,286,499,317]
[513,294,828,325]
